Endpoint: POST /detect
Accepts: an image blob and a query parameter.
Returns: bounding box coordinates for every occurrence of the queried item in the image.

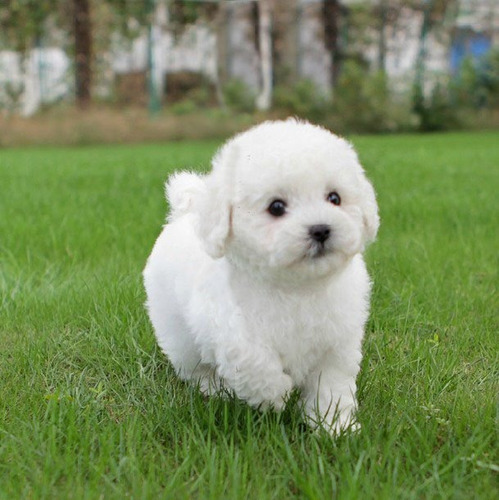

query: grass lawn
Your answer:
[1,131,498,499]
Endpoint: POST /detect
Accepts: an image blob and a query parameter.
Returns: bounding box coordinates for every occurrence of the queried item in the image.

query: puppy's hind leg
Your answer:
[150,306,223,395]
[150,308,204,384]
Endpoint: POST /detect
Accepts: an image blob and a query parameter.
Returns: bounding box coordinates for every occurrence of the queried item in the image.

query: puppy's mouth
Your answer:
[306,242,332,259]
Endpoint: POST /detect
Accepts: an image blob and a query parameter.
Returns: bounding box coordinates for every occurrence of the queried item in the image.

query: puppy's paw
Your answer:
[327,413,361,436]
[239,372,293,412]
[304,401,360,436]
[257,372,293,412]
[198,375,224,397]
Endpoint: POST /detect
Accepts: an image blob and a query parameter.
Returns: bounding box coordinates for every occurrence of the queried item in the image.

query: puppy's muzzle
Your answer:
[308,224,331,245]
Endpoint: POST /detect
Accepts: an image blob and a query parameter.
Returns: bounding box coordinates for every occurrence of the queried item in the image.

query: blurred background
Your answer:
[1,0,498,145]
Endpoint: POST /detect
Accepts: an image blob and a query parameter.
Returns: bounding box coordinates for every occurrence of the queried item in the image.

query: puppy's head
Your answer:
[197,119,379,280]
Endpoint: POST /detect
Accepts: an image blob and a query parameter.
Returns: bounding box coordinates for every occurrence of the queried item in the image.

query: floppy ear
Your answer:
[341,139,379,247]
[197,177,231,258]
[196,142,238,259]
[357,172,380,247]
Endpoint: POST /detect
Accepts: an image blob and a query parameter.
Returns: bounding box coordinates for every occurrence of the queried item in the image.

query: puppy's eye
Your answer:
[327,191,341,206]
[268,199,287,217]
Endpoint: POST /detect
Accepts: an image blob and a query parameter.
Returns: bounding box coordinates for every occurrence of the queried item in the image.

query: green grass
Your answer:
[1,132,498,499]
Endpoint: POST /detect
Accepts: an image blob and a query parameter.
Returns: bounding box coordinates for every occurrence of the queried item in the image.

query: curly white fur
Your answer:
[143,119,379,434]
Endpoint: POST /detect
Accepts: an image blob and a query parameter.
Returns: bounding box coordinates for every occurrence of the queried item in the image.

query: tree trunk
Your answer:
[255,0,273,111]
[323,0,341,86]
[73,0,92,109]
[378,0,387,73]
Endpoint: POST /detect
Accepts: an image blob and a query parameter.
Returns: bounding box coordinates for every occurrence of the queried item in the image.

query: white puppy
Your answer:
[143,119,379,433]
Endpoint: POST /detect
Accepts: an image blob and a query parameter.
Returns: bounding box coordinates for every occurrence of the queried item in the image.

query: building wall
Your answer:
[0,48,69,115]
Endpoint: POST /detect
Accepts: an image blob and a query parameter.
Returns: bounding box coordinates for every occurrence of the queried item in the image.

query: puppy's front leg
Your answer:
[215,333,293,411]
[301,350,361,434]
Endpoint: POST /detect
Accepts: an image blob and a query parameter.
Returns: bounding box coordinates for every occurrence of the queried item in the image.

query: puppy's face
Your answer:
[199,120,379,281]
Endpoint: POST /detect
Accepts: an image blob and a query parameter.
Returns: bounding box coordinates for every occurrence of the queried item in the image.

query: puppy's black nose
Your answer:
[308,224,331,244]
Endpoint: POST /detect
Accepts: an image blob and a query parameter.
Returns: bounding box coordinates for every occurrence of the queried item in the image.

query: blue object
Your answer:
[451,30,492,73]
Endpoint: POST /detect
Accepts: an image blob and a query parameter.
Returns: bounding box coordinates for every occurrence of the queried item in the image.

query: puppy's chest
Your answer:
[244,293,336,381]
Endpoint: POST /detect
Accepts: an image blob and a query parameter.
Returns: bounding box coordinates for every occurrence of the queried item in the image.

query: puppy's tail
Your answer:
[165,171,206,221]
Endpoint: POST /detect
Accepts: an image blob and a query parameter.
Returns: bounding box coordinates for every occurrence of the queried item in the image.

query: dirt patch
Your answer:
[0,106,278,147]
